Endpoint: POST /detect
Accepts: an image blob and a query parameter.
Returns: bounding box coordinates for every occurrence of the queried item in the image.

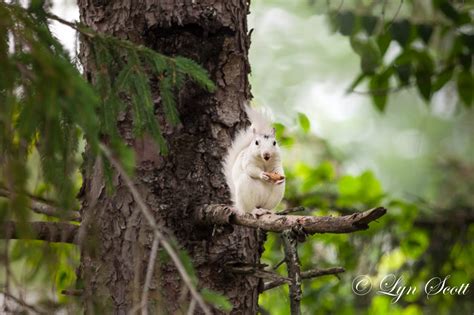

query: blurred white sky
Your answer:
[49,0,78,54]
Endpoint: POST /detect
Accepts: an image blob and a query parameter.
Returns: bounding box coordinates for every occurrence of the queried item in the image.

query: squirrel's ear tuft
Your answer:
[271,128,276,136]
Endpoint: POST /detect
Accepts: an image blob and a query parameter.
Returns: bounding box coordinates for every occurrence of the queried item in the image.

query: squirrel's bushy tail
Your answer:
[223,105,274,201]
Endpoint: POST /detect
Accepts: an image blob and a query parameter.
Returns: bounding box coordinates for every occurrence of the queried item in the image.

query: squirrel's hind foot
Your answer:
[250,208,273,218]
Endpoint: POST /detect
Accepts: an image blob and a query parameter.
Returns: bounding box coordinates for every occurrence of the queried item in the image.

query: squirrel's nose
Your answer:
[263,153,270,161]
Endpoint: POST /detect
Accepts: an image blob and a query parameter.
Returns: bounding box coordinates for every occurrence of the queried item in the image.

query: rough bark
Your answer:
[77,1,259,314]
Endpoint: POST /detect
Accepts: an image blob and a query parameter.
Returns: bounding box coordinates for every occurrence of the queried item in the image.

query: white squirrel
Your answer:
[223,105,285,216]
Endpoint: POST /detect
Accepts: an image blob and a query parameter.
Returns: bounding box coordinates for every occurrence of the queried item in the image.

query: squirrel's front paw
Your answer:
[260,172,271,181]
[275,178,285,185]
[261,171,285,184]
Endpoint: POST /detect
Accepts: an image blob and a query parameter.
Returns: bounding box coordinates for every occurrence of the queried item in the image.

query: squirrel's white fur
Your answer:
[223,105,285,214]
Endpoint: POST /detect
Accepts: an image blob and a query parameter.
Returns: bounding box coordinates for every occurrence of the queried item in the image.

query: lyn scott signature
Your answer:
[352,274,470,303]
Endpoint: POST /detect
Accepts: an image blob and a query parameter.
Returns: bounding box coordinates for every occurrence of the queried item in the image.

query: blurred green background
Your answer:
[0,0,473,314]
[249,1,473,314]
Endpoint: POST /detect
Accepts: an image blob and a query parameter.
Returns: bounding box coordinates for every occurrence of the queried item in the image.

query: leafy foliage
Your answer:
[1,3,99,212]
[201,288,233,312]
[325,0,473,111]
[0,1,215,214]
[259,118,474,315]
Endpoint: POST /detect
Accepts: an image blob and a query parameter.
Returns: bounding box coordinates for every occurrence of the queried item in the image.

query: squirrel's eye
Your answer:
[273,141,276,146]
[255,141,259,146]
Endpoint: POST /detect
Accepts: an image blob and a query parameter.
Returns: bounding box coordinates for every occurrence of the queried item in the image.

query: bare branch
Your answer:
[272,258,286,270]
[186,299,196,315]
[198,205,387,234]
[61,290,83,297]
[0,291,46,314]
[0,188,81,221]
[141,235,159,315]
[349,83,410,96]
[44,11,94,37]
[263,267,345,291]
[129,235,160,315]
[0,221,79,244]
[282,230,302,315]
[285,191,474,228]
[100,144,212,315]
[386,0,404,32]
[381,0,388,32]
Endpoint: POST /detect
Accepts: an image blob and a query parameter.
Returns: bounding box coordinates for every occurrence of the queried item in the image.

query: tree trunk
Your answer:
[77,0,260,314]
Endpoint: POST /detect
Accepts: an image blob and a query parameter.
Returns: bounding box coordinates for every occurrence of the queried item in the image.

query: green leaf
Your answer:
[369,71,390,111]
[376,32,391,55]
[361,15,378,35]
[448,36,464,61]
[457,69,473,107]
[415,72,432,102]
[393,50,413,86]
[361,39,382,74]
[414,51,434,102]
[461,33,474,53]
[28,0,45,14]
[337,11,356,36]
[432,67,453,92]
[416,24,433,44]
[349,36,365,55]
[338,175,361,199]
[350,36,381,74]
[394,63,411,86]
[273,122,294,147]
[390,19,412,47]
[273,122,286,139]
[401,230,429,259]
[359,171,383,203]
[297,112,310,133]
[459,53,472,70]
[201,288,233,312]
[438,2,469,25]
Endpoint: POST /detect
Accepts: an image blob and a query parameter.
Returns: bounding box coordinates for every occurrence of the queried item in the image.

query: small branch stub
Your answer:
[263,267,346,291]
[0,221,79,244]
